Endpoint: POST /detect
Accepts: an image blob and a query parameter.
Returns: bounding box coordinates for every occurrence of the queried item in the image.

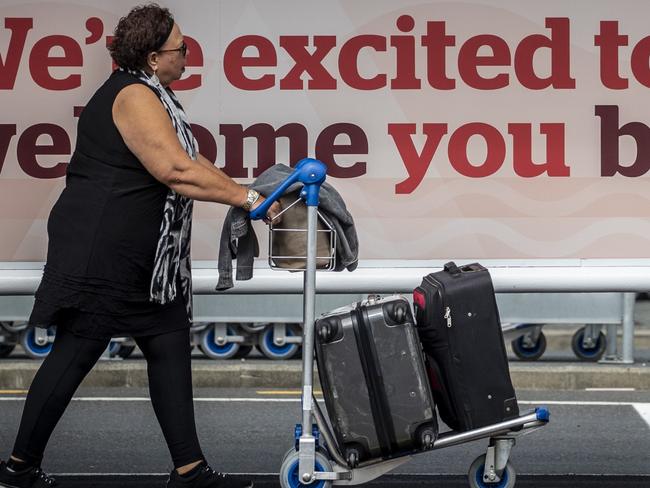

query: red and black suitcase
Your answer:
[413,262,519,432]
[315,295,437,467]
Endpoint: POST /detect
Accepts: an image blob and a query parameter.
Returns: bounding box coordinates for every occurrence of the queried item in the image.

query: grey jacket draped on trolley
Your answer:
[216,164,359,291]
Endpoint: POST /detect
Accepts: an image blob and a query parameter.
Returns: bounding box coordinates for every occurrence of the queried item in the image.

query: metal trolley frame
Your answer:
[249,159,550,488]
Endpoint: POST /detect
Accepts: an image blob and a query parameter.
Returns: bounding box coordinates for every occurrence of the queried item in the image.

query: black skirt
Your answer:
[29,270,190,340]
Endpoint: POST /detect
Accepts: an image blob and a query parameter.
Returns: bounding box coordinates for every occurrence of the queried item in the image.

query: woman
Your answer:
[0,4,278,488]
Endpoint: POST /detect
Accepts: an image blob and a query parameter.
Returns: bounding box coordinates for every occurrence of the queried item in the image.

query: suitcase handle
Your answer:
[444,261,461,276]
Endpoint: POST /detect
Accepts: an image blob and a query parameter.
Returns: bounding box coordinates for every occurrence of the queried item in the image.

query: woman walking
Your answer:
[0,4,278,488]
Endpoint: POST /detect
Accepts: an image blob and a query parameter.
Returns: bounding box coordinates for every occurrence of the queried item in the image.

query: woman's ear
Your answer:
[146,51,159,72]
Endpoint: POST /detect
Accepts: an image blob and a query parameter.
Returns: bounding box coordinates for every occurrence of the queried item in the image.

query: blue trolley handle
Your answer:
[249,158,327,220]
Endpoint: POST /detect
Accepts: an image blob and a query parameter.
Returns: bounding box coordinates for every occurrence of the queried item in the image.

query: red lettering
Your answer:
[421,21,456,90]
[0,18,33,89]
[631,36,650,88]
[219,123,308,178]
[458,35,510,89]
[338,35,387,90]
[315,123,368,177]
[0,125,18,173]
[391,15,420,89]
[29,35,82,90]
[223,35,276,90]
[596,105,650,177]
[388,123,448,194]
[508,123,569,177]
[595,21,629,89]
[17,123,70,178]
[515,18,575,90]
[448,123,505,177]
[279,36,337,89]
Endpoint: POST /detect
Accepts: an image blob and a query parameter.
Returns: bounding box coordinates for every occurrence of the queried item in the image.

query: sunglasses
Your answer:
[158,41,187,57]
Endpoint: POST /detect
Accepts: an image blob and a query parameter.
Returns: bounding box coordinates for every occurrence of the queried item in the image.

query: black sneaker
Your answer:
[166,462,253,488]
[0,460,57,488]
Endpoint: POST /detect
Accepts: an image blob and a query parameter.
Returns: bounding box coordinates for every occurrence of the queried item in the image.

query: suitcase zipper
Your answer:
[444,306,452,328]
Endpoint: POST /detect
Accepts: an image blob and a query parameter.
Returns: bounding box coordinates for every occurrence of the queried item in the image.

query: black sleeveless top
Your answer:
[30,70,190,339]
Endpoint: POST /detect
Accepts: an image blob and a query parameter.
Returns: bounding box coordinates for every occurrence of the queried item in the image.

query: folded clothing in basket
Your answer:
[216,163,359,290]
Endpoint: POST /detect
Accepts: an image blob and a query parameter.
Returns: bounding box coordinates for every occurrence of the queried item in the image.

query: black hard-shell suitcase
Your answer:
[413,262,519,432]
[315,295,437,467]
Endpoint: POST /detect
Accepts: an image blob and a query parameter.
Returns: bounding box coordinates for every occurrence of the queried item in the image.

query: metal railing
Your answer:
[0,259,647,363]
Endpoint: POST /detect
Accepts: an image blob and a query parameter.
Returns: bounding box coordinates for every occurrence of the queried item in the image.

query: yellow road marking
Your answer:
[0,390,28,394]
[256,390,322,396]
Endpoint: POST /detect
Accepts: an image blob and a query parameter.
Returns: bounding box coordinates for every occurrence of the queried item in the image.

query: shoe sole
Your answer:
[0,481,22,488]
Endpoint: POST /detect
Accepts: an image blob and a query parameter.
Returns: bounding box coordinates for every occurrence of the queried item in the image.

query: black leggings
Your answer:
[11,325,204,469]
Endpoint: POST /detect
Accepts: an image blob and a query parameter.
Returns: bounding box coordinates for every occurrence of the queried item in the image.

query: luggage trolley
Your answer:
[250,159,550,488]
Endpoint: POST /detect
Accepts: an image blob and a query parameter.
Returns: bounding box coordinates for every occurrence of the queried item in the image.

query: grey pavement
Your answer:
[0,388,649,486]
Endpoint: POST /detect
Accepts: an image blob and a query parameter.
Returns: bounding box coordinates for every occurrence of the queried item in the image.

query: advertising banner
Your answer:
[1,1,649,261]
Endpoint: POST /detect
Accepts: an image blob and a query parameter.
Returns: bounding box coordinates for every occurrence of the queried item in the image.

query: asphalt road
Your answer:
[1,388,649,487]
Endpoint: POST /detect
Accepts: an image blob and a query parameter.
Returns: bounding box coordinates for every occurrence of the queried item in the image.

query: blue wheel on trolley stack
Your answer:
[257,323,301,360]
[198,323,241,360]
[571,326,606,361]
[20,326,56,359]
[468,454,516,488]
[279,448,332,488]
[510,331,547,361]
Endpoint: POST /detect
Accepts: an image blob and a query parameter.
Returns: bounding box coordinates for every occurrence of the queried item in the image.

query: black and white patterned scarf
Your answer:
[123,68,195,319]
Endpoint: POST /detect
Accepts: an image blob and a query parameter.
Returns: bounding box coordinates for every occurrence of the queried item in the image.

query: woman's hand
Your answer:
[251,196,282,224]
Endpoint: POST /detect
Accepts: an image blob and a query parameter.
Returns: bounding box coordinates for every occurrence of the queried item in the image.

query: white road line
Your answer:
[585,388,636,392]
[0,397,649,408]
[633,403,650,429]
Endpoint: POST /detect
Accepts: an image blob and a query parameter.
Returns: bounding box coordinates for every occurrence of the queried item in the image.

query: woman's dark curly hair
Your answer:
[108,3,174,70]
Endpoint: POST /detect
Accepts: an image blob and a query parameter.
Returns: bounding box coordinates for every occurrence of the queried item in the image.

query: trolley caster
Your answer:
[257,323,301,360]
[571,325,606,361]
[198,324,241,360]
[20,327,55,359]
[468,454,516,488]
[511,331,546,361]
[279,448,332,488]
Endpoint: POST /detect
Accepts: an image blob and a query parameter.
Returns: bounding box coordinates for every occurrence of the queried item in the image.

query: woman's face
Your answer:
[154,23,187,87]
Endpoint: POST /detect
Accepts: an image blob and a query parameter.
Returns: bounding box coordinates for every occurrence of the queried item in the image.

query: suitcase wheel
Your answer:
[417,426,436,450]
[385,302,408,325]
[317,319,340,343]
[344,444,364,468]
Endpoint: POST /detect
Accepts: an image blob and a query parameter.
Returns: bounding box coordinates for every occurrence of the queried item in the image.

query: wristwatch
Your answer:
[242,189,261,211]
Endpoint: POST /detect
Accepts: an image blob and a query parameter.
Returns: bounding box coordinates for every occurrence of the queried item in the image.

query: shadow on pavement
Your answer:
[54,474,650,487]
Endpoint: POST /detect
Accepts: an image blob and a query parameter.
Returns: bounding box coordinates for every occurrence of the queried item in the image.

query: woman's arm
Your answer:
[113,84,257,209]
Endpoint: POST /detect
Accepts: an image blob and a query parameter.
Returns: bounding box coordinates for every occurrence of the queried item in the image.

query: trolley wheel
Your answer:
[279,448,332,488]
[468,454,516,488]
[511,332,547,361]
[20,327,55,359]
[0,344,16,358]
[198,324,240,360]
[257,324,301,360]
[571,327,606,362]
